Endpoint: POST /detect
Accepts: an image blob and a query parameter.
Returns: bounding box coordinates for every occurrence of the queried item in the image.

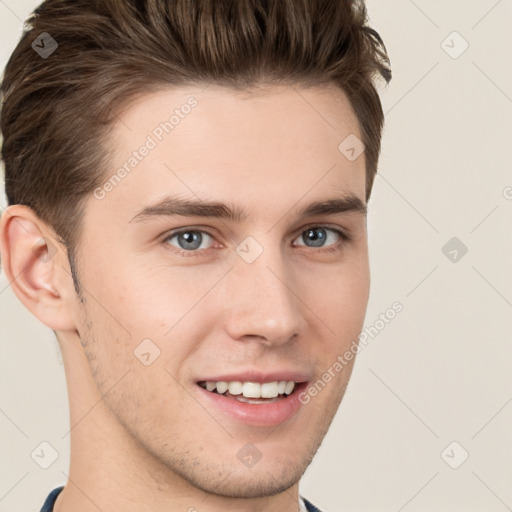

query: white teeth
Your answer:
[242,382,261,398]
[284,381,295,395]
[228,381,243,395]
[261,382,279,398]
[216,381,228,394]
[202,380,296,398]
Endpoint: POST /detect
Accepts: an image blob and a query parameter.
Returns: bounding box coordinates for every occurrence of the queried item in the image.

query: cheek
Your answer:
[301,255,370,342]
[82,255,184,338]
[337,266,370,327]
[79,265,224,393]
[104,256,230,334]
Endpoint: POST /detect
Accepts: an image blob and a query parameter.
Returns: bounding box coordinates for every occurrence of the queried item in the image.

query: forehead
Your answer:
[89,83,365,226]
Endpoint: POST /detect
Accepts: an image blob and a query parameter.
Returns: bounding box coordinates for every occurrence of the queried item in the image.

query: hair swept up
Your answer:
[1,0,391,266]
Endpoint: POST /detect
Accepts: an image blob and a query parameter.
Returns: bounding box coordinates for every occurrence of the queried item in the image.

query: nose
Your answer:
[222,248,308,346]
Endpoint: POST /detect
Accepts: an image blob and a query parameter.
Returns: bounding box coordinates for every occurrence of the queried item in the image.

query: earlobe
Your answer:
[0,205,76,331]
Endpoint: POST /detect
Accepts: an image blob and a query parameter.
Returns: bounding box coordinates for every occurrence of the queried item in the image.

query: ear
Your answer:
[0,205,77,331]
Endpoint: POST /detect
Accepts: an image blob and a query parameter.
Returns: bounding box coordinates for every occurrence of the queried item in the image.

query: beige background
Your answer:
[1,1,511,511]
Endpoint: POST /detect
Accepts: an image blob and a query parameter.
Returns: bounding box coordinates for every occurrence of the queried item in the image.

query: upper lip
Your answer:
[197,370,310,384]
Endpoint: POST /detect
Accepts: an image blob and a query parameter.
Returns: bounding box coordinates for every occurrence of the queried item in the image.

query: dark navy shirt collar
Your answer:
[40,486,64,512]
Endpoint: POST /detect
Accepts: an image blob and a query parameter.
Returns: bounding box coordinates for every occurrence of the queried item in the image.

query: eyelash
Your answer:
[161,225,352,258]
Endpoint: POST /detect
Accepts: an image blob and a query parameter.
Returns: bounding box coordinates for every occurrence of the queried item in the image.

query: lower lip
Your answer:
[195,382,308,427]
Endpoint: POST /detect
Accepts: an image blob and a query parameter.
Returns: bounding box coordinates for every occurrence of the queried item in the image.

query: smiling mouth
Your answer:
[198,380,298,404]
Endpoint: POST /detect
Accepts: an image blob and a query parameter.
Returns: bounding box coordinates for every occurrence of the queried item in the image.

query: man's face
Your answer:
[69,84,370,497]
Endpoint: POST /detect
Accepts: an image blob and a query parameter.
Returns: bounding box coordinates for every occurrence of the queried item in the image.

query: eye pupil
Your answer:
[178,231,202,250]
[303,228,326,247]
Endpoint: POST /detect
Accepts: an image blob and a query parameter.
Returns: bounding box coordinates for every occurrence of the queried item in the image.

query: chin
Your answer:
[174,458,308,499]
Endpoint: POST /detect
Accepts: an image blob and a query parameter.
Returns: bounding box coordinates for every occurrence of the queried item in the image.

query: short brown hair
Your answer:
[1,0,391,288]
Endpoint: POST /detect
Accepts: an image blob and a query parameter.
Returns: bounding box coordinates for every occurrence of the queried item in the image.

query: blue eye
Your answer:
[294,227,345,248]
[164,230,214,251]
[162,225,349,258]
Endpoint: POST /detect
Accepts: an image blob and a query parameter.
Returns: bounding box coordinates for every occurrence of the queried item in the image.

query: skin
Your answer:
[0,83,370,512]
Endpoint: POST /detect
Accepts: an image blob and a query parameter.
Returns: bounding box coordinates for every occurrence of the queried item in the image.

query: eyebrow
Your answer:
[128,194,367,224]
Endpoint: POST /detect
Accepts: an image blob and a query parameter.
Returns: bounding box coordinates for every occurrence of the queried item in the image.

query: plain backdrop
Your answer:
[1,1,511,511]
